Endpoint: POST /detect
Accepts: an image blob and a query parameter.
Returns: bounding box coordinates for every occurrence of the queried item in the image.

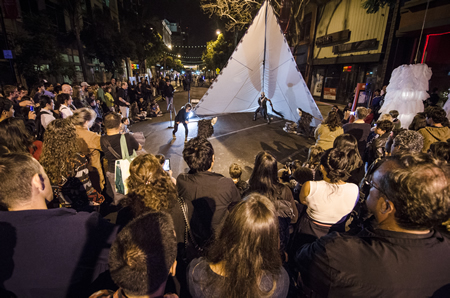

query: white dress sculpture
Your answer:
[379,63,432,129]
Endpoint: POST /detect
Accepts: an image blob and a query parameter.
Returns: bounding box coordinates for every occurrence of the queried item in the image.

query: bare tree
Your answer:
[200,0,311,47]
[200,0,281,32]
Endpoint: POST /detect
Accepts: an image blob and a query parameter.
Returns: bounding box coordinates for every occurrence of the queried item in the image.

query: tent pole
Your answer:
[262,0,269,93]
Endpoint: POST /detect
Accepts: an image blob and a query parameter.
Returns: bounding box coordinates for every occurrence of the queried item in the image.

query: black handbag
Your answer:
[177,196,204,263]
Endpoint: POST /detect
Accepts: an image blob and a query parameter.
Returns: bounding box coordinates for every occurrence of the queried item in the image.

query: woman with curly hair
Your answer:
[314,110,344,150]
[188,194,289,298]
[115,154,183,236]
[40,119,104,208]
[118,154,177,220]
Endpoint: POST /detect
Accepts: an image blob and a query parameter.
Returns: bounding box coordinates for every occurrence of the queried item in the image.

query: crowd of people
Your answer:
[0,77,450,298]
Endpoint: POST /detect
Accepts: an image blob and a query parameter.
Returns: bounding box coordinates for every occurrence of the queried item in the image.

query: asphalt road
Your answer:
[131,83,341,182]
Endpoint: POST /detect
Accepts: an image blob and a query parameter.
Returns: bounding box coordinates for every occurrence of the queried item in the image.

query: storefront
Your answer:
[310,59,380,105]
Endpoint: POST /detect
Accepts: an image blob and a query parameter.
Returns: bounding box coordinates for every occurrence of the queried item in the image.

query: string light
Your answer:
[173,45,207,48]
[163,52,203,59]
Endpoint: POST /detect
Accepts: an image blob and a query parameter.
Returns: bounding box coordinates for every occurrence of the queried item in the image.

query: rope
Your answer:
[414,0,430,64]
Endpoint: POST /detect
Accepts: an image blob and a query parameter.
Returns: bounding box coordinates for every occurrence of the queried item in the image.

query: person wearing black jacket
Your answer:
[296,154,450,297]
[163,80,175,114]
[172,103,191,142]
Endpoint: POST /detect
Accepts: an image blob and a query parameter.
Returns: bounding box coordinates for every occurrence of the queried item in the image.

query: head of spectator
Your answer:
[229,163,243,182]
[39,95,54,111]
[390,130,424,156]
[389,110,399,120]
[0,118,34,154]
[80,82,89,92]
[69,107,96,129]
[121,81,128,90]
[40,119,78,185]
[61,84,73,96]
[409,112,427,131]
[111,78,116,85]
[292,167,314,186]
[373,89,381,97]
[248,151,283,199]
[425,106,447,127]
[304,145,324,168]
[57,93,72,107]
[204,194,282,297]
[183,137,214,174]
[375,119,394,136]
[104,112,122,134]
[323,110,342,131]
[333,134,363,170]
[4,85,18,101]
[45,82,54,92]
[319,148,356,183]
[0,98,14,121]
[53,84,62,95]
[428,142,450,163]
[124,154,177,217]
[378,114,394,122]
[355,107,369,121]
[108,212,177,298]
[0,153,53,211]
[18,87,28,100]
[37,82,45,93]
[365,154,450,232]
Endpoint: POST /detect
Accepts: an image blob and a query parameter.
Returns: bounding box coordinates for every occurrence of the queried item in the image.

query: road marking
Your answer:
[209,120,284,140]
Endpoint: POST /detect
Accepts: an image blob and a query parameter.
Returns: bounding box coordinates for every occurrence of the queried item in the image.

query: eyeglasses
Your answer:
[363,178,390,202]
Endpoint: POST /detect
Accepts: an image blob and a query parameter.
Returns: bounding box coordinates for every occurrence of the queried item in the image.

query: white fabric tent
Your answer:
[194,0,323,126]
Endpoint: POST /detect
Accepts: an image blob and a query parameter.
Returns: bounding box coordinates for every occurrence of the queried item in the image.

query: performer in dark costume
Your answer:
[173,103,192,142]
[253,92,273,124]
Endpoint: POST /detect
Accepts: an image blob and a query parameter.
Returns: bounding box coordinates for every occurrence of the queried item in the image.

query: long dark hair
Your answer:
[320,148,353,183]
[323,110,342,131]
[248,151,282,201]
[333,134,363,170]
[204,194,281,298]
[0,118,34,154]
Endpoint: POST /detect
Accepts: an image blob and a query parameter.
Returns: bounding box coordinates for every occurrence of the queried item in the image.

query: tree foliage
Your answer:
[362,0,396,14]
[202,33,233,70]
[81,8,131,74]
[119,1,165,68]
[14,13,73,87]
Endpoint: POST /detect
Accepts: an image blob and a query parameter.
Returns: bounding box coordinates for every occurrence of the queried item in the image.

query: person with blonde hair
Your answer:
[188,194,289,298]
[69,107,104,191]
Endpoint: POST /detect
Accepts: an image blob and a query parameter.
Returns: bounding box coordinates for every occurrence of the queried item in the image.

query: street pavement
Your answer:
[131,82,344,182]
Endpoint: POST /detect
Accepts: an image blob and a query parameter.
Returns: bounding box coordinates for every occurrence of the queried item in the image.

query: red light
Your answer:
[421,31,450,64]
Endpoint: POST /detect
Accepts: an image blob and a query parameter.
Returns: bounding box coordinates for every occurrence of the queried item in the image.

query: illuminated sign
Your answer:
[131,64,139,70]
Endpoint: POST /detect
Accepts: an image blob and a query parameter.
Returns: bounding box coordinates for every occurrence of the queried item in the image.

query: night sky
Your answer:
[150,0,224,48]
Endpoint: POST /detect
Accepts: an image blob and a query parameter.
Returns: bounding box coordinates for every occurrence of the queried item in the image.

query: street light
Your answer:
[168,44,172,50]
[216,30,221,35]
[177,54,181,58]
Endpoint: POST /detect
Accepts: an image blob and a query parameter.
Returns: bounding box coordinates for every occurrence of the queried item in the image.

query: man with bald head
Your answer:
[61,83,73,96]
[296,154,450,297]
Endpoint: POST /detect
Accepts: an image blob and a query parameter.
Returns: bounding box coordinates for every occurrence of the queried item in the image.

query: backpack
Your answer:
[35,110,53,141]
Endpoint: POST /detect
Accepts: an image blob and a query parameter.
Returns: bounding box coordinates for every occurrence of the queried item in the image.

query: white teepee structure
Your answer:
[194,0,323,126]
